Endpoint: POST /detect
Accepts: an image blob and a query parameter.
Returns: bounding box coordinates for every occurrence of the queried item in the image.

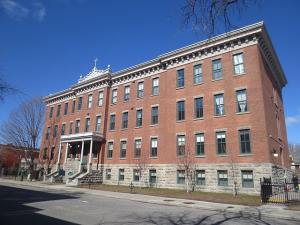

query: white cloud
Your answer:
[32,2,45,21]
[286,115,300,126]
[0,0,46,21]
[0,0,29,20]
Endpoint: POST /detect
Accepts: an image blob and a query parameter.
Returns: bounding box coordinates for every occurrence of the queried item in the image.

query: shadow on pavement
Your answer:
[0,184,80,225]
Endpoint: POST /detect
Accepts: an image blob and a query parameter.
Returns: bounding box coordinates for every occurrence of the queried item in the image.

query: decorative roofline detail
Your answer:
[43,22,287,105]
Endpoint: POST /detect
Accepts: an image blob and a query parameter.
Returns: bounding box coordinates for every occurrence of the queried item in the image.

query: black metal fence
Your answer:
[261,178,300,205]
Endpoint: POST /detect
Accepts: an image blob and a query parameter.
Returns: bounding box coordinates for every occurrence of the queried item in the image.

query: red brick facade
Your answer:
[39,22,289,193]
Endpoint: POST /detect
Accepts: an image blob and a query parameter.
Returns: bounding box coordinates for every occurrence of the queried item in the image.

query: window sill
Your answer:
[194,118,204,121]
[135,126,142,129]
[133,157,141,160]
[216,154,228,157]
[212,78,223,82]
[97,105,102,107]
[195,155,206,158]
[176,120,186,123]
[236,111,249,115]
[107,158,112,160]
[176,86,185,90]
[233,72,246,77]
[239,154,253,157]
[109,130,115,132]
[121,128,128,131]
[214,115,226,118]
[63,115,67,117]
[150,124,158,127]
[193,82,203,86]
[123,100,129,103]
[119,158,126,160]
[136,97,144,100]
[150,157,157,159]
[111,103,117,106]
[176,156,185,158]
[151,94,159,97]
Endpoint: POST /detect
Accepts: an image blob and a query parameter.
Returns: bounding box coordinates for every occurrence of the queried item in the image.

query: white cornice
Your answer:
[44,22,287,105]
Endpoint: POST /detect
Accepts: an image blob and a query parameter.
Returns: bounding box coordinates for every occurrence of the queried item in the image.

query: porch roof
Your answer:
[60,132,103,143]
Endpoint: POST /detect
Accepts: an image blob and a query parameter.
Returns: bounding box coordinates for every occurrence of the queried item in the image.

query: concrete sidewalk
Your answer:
[1,178,300,222]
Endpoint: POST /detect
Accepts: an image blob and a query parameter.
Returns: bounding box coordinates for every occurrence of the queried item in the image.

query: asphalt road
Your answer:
[0,183,297,225]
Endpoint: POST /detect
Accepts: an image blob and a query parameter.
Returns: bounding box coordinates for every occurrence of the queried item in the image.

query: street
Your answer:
[0,183,297,225]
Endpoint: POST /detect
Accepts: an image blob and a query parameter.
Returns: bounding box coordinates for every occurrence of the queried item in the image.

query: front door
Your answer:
[82,143,89,165]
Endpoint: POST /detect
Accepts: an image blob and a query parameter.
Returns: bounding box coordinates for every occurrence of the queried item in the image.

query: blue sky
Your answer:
[0,0,299,143]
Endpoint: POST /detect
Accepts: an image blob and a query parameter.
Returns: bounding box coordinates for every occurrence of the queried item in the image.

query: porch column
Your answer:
[80,140,84,164]
[57,142,62,164]
[89,140,93,164]
[64,142,69,163]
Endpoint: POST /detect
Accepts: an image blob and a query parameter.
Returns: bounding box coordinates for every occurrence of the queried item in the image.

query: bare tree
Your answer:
[176,143,196,193]
[0,96,45,171]
[41,117,62,174]
[174,0,265,39]
[226,143,239,196]
[289,142,300,153]
[134,150,148,189]
[0,75,19,104]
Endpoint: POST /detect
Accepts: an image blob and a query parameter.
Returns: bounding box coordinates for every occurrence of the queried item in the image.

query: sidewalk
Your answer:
[1,178,300,222]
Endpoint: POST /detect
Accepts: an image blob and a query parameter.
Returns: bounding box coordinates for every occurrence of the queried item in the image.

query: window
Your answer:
[177,101,185,121]
[72,101,76,113]
[75,120,80,133]
[112,89,117,104]
[177,69,185,88]
[49,107,53,119]
[53,125,58,138]
[69,122,73,134]
[107,142,113,158]
[119,169,124,181]
[120,141,126,158]
[135,139,141,158]
[239,130,251,154]
[137,81,144,98]
[87,94,93,108]
[64,103,68,116]
[78,97,82,111]
[233,53,244,75]
[195,97,203,119]
[95,116,101,132]
[152,77,159,95]
[194,64,203,84]
[98,91,103,106]
[216,132,226,155]
[110,115,115,131]
[150,138,157,157]
[177,135,185,156]
[50,146,55,160]
[43,147,47,160]
[133,170,140,182]
[61,124,66,135]
[195,134,205,156]
[46,127,50,140]
[218,171,228,186]
[124,85,130,101]
[177,171,185,184]
[242,171,254,188]
[122,112,128,129]
[236,90,248,113]
[85,118,90,132]
[136,109,143,127]
[149,170,156,183]
[214,94,225,116]
[56,105,61,117]
[151,106,158,125]
[106,169,111,180]
[196,170,205,186]
[213,59,222,79]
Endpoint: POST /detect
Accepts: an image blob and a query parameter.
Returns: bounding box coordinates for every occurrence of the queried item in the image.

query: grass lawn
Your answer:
[77,183,262,207]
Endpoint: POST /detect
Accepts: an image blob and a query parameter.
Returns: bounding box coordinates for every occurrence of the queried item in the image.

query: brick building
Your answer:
[39,22,290,194]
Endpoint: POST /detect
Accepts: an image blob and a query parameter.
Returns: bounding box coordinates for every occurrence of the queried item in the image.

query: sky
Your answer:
[0,0,299,143]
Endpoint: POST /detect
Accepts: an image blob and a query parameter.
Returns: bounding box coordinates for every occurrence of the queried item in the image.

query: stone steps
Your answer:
[79,170,103,184]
